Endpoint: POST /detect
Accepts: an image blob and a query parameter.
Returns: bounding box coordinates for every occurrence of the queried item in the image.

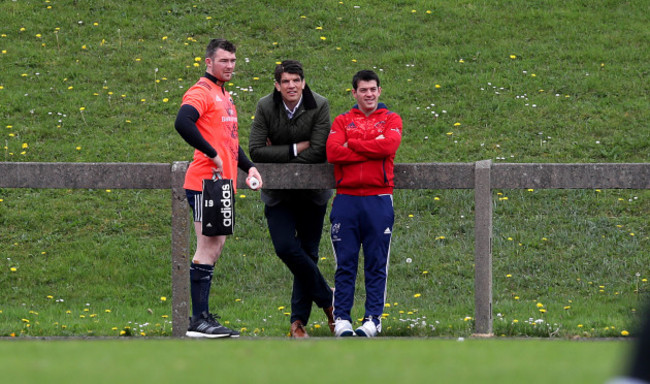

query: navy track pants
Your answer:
[330,194,394,328]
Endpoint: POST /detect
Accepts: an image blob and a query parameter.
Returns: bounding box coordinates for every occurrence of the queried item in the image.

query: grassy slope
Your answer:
[0,0,648,338]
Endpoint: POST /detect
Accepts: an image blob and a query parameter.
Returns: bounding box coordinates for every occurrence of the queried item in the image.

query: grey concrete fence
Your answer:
[1,161,648,337]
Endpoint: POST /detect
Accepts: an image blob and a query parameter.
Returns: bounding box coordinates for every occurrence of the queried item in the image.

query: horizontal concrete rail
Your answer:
[1,161,648,337]
[0,162,172,189]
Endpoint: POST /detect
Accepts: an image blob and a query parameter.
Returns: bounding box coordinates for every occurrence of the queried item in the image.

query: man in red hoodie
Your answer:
[326,69,402,337]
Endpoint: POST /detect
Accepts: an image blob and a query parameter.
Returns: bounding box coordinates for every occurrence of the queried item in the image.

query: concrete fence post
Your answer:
[473,159,494,336]
[171,161,190,337]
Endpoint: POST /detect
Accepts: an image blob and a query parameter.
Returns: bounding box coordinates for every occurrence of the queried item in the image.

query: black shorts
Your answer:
[185,189,202,222]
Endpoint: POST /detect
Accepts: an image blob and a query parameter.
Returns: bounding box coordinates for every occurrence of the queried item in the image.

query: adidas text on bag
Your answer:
[201,174,235,236]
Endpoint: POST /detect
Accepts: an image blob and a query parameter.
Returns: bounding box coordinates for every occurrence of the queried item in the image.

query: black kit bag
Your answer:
[201,172,235,236]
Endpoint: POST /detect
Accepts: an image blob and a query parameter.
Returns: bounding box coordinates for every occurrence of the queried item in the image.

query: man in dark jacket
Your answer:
[249,60,334,338]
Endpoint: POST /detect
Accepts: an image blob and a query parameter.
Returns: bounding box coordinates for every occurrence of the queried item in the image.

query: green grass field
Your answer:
[0,338,630,384]
[0,0,647,353]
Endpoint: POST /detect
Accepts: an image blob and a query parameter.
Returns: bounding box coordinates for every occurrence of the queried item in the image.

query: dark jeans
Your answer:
[264,199,332,325]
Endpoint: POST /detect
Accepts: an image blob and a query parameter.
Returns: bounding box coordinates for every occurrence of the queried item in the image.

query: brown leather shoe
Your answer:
[290,320,308,338]
[323,306,335,333]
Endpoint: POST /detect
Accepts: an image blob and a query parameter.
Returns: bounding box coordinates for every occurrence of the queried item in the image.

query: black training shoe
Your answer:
[186,312,236,339]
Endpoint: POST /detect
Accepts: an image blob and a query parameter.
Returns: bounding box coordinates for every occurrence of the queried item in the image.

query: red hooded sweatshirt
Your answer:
[326,103,402,196]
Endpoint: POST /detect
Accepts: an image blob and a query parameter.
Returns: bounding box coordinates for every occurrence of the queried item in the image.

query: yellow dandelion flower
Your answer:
[160,296,167,302]
[536,302,544,308]
[510,54,516,59]
[408,214,414,218]
[47,295,54,299]
[435,84,441,88]
[422,271,428,275]
[320,36,326,41]
[385,303,391,307]
[539,309,546,313]
[506,274,512,278]
[459,59,464,63]
[278,306,285,311]
[414,293,421,298]
[10,267,17,272]
[564,306,571,310]
[446,132,453,136]
[316,26,323,30]
[621,330,630,336]
[163,98,169,103]
[426,10,432,14]
[411,10,416,13]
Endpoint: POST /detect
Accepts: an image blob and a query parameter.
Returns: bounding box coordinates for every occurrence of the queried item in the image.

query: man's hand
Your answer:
[246,167,263,190]
[296,140,310,154]
[208,153,224,174]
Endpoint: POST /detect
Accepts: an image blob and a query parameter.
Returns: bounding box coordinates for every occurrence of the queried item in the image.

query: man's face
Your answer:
[275,72,305,106]
[352,80,381,115]
[206,48,236,83]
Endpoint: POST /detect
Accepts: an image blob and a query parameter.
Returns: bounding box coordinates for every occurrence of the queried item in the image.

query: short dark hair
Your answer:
[205,38,236,60]
[352,70,380,90]
[274,60,304,83]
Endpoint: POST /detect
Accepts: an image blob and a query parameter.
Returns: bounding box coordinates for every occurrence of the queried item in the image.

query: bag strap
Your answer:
[211,169,223,181]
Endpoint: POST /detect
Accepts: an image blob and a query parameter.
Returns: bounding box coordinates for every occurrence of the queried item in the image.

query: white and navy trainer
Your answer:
[355,318,378,338]
[334,318,355,337]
